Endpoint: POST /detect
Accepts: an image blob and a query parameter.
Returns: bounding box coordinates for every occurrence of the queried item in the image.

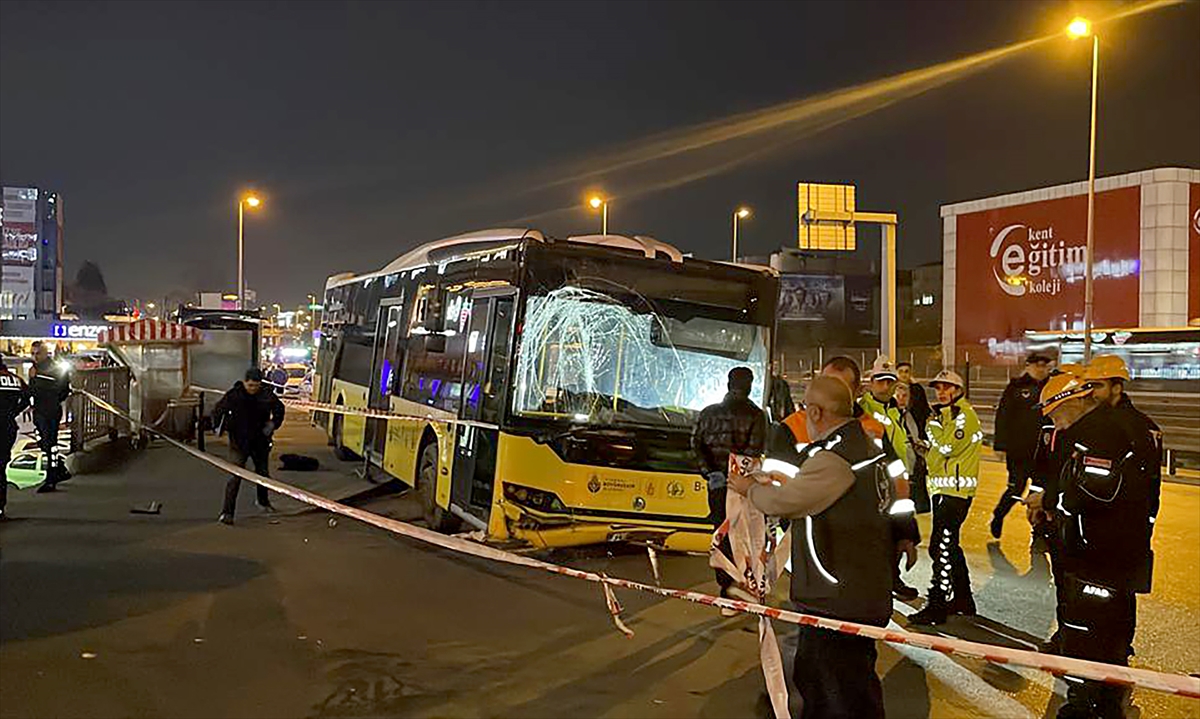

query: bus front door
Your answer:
[365,300,405,465]
[451,294,515,524]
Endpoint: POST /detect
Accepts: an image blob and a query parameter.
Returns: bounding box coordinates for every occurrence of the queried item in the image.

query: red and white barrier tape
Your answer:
[192,388,504,433]
[84,389,1200,700]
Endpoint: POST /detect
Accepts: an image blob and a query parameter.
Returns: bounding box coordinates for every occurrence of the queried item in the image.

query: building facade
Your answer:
[940,167,1199,368]
[1,185,64,320]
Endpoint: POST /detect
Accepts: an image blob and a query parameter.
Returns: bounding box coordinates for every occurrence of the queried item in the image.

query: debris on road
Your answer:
[130,501,162,514]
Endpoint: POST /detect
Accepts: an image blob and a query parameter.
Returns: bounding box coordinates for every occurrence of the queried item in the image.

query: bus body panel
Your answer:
[490,434,713,551]
[330,378,368,455]
[381,395,457,511]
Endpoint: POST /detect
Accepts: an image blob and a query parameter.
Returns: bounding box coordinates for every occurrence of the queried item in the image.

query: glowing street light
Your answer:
[237,193,263,311]
[1066,16,1099,360]
[732,206,752,262]
[587,194,608,235]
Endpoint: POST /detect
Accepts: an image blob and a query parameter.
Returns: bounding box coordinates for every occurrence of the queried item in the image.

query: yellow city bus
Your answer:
[313,229,776,551]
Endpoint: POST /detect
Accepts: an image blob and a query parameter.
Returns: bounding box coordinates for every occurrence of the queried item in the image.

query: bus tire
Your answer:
[332,415,355,461]
[417,441,459,533]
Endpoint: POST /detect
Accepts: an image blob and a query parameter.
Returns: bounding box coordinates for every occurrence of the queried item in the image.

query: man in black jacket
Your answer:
[214,368,285,524]
[990,352,1052,538]
[1036,374,1154,719]
[731,376,893,719]
[1,357,32,519]
[692,366,766,612]
[30,342,72,492]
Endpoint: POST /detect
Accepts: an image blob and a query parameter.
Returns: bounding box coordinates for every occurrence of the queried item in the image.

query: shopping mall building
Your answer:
[940,167,1200,380]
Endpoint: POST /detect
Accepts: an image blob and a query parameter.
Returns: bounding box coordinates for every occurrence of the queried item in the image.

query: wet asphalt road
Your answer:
[1,421,1197,719]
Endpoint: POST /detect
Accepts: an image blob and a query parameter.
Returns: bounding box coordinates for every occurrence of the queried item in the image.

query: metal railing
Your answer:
[69,366,131,452]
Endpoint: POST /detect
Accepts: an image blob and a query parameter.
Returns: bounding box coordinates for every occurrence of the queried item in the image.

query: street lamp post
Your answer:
[732,207,751,261]
[1068,17,1099,362]
[588,195,608,235]
[237,194,261,311]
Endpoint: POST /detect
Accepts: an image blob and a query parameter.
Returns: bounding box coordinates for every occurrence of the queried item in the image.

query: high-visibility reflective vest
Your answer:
[925,398,982,498]
[858,393,908,469]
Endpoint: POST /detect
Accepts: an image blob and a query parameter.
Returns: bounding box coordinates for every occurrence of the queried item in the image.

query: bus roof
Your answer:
[324,228,775,290]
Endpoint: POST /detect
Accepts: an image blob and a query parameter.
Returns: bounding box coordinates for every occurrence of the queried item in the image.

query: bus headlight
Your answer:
[503,483,568,513]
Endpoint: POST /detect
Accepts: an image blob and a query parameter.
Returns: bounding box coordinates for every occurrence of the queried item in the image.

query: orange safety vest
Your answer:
[782,410,908,500]
[784,410,885,444]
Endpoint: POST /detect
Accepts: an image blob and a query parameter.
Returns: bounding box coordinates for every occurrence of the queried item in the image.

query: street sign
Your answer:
[798,182,856,250]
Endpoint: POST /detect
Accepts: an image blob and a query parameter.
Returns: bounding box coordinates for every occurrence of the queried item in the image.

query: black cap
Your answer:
[1026,352,1053,365]
[245,367,264,382]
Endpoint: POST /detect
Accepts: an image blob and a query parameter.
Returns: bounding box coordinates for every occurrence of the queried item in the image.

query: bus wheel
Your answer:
[332,415,355,461]
[417,442,459,532]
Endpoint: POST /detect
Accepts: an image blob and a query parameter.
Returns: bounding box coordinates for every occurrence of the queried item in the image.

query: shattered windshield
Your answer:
[512,285,769,428]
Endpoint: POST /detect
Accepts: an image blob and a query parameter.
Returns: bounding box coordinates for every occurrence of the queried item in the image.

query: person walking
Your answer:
[990,352,1053,538]
[908,369,982,625]
[29,342,71,492]
[691,366,766,615]
[730,375,893,719]
[214,368,285,524]
[1034,371,1154,719]
[0,357,32,519]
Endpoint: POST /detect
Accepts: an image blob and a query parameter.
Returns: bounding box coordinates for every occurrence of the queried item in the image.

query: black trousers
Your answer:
[0,422,15,512]
[910,455,930,514]
[928,494,974,606]
[1041,516,1069,633]
[794,624,884,719]
[1057,575,1136,719]
[707,484,734,591]
[221,444,271,516]
[992,456,1035,522]
[33,406,63,483]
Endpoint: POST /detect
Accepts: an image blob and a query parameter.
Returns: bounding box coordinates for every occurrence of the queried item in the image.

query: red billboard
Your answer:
[1190,183,1200,323]
[955,186,1141,356]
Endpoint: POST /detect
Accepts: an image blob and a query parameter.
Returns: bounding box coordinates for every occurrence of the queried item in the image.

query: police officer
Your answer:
[990,352,1053,538]
[1,357,32,519]
[858,356,909,476]
[29,342,71,492]
[1035,371,1154,719]
[909,369,982,625]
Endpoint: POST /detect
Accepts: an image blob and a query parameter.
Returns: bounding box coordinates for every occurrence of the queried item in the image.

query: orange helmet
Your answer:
[1083,355,1131,383]
[1039,373,1093,415]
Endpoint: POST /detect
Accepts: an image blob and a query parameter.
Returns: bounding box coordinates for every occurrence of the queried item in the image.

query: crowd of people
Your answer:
[693,352,1160,719]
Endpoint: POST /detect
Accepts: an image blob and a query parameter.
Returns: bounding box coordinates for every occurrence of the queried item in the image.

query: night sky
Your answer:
[2,0,1197,307]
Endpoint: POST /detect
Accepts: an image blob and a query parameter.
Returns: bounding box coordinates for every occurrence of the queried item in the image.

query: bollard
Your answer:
[1167,448,1176,476]
[197,391,206,452]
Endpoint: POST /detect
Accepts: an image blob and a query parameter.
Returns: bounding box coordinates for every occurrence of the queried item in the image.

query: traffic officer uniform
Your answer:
[1040,375,1154,719]
[30,355,71,490]
[1,358,33,518]
[909,370,982,625]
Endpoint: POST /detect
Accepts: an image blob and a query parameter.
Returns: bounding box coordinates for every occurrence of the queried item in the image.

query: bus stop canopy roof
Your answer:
[99,319,203,345]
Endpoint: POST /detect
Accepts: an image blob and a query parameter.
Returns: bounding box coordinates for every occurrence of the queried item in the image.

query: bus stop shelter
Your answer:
[98,319,203,440]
